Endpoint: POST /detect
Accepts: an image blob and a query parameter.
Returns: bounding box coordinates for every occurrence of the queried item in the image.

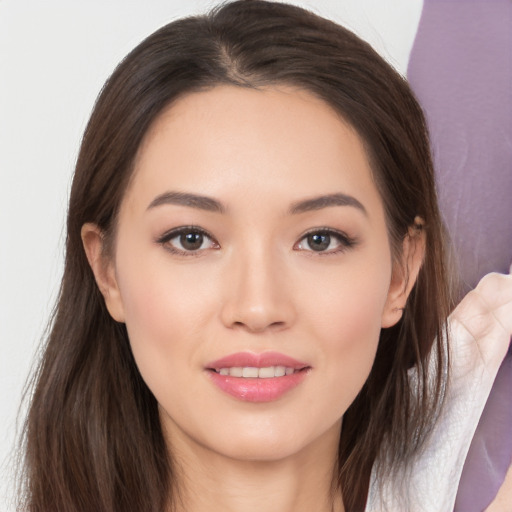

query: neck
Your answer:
[165,421,345,512]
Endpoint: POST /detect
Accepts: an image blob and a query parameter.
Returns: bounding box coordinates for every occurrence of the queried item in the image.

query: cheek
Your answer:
[112,246,211,396]
[301,255,391,409]
[301,248,391,339]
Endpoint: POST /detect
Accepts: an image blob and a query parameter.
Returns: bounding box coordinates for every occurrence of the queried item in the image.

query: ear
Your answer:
[381,218,426,328]
[81,223,125,322]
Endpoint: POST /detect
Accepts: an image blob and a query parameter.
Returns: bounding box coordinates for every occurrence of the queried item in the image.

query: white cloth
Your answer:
[366,272,512,512]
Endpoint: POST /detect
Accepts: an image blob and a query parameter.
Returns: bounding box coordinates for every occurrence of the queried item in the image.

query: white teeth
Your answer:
[242,367,259,378]
[275,366,286,377]
[230,367,243,377]
[216,366,298,378]
[258,366,275,378]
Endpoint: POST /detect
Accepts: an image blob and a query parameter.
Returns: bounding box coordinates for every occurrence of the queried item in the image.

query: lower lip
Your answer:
[207,370,309,402]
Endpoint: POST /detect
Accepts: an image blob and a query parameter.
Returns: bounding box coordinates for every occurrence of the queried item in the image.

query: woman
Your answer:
[18,1,461,510]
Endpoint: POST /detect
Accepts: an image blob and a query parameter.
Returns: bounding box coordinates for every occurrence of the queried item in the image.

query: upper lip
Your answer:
[206,351,309,370]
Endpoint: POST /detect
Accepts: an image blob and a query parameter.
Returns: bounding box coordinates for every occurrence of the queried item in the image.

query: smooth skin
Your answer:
[82,86,424,512]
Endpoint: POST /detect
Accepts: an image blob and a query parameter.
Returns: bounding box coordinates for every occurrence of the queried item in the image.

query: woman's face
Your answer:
[99,86,400,462]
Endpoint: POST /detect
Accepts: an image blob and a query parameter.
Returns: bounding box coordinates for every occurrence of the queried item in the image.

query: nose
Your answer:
[219,245,296,333]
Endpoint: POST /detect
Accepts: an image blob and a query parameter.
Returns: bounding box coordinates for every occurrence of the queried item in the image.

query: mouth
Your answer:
[205,352,311,402]
[209,366,306,378]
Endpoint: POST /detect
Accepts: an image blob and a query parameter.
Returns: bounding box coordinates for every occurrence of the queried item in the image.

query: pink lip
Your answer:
[205,351,310,403]
[206,351,308,370]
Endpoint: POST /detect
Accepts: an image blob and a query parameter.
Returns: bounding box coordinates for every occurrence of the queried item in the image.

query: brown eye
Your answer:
[180,232,204,251]
[295,229,356,254]
[307,233,331,251]
[157,226,218,255]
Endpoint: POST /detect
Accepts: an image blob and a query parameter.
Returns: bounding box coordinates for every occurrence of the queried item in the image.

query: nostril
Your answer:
[267,321,287,332]
[230,320,287,333]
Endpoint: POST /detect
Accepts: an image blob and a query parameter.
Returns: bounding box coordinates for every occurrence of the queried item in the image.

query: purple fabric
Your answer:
[407,0,512,510]
[407,0,512,292]
[454,345,512,512]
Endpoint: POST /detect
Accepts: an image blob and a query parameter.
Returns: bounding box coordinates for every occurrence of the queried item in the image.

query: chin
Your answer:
[210,443,304,464]
[200,415,341,465]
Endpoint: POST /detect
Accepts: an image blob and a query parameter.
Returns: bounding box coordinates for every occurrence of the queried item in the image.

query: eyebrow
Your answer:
[147,190,366,216]
[147,191,225,213]
[289,193,367,216]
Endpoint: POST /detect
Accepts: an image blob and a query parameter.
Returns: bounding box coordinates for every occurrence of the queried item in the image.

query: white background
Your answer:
[0,0,422,508]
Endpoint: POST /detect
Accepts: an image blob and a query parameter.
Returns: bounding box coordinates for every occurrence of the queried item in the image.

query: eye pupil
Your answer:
[180,232,203,250]
[308,233,330,251]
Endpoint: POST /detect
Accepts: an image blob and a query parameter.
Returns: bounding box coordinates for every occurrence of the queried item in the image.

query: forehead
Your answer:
[126,85,382,216]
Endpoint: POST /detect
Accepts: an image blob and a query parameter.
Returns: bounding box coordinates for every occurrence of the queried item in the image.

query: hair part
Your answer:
[19,2,455,511]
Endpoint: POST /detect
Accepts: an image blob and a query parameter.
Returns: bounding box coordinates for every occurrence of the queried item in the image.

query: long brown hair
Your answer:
[19,1,454,511]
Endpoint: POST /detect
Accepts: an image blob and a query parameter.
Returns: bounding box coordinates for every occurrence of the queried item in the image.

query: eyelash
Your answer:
[155,226,357,256]
[155,225,219,256]
[294,228,358,255]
